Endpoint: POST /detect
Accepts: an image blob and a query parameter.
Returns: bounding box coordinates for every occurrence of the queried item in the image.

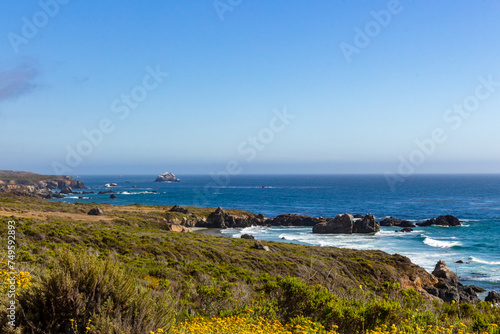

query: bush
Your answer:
[18,250,174,334]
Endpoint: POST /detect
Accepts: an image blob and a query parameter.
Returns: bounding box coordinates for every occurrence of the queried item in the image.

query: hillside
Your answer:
[0,192,499,333]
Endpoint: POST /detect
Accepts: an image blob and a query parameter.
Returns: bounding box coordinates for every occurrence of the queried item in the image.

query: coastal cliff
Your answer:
[0,170,85,197]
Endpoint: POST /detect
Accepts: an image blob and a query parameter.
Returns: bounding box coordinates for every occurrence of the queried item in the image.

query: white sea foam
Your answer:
[119,191,158,195]
[423,237,461,248]
[469,256,500,265]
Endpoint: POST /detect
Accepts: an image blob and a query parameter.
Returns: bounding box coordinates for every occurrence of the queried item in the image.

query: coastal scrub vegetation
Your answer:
[0,193,499,333]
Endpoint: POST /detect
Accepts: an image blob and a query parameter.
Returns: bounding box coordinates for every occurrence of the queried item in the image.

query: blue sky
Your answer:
[1,0,499,175]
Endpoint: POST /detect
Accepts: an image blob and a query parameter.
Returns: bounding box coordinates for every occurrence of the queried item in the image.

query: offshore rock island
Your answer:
[154,172,180,182]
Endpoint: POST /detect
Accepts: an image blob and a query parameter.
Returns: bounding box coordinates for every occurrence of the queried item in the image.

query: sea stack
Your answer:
[154,172,180,183]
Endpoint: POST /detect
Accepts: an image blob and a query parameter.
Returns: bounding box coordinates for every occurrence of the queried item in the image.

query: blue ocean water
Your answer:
[53,174,500,293]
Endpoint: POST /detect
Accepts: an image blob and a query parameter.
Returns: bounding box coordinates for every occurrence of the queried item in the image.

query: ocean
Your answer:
[52,174,500,294]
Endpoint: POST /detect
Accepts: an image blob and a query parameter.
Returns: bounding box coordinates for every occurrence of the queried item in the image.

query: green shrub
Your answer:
[18,250,173,334]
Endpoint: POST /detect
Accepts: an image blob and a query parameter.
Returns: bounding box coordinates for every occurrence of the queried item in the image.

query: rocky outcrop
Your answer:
[432,260,459,284]
[154,172,180,182]
[267,214,323,227]
[417,215,461,227]
[201,207,265,228]
[164,223,192,233]
[380,217,402,226]
[396,228,413,233]
[170,205,191,215]
[312,213,353,234]
[241,234,255,239]
[485,291,500,303]
[400,220,416,227]
[353,214,380,233]
[425,260,479,303]
[110,194,117,199]
[380,217,415,227]
[60,186,73,194]
[165,205,201,227]
[0,170,85,198]
[88,208,104,216]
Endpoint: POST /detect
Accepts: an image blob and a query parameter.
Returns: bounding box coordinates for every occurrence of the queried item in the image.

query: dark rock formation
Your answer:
[485,291,500,303]
[170,205,191,215]
[154,172,180,182]
[42,191,54,199]
[425,260,479,303]
[353,214,363,218]
[400,220,416,227]
[396,228,413,233]
[88,208,104,216]
[312,213,353,234]
[380,217,415,227]
[267,214,322,227]
[433,260,459,284]
[469,285,485,293]
[110,194,117,199]
[353,214,380,233]
[60,186,73,194]
[196,207,265,228]
[380,217,402,226]
[417,215,461,227]
[241,234,255,240]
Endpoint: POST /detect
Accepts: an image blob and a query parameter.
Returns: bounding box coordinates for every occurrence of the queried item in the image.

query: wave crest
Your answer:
[423,237,461,249]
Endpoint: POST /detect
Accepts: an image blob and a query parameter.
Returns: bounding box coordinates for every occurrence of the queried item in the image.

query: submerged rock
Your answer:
[396,227,413,233]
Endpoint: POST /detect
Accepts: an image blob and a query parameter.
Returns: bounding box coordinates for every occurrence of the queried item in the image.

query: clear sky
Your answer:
[1,1,499,175]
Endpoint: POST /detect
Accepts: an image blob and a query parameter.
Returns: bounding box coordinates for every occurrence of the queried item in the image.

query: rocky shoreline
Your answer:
[164,204,463,233]
[158,204,498,304]
[0,170,85,198]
